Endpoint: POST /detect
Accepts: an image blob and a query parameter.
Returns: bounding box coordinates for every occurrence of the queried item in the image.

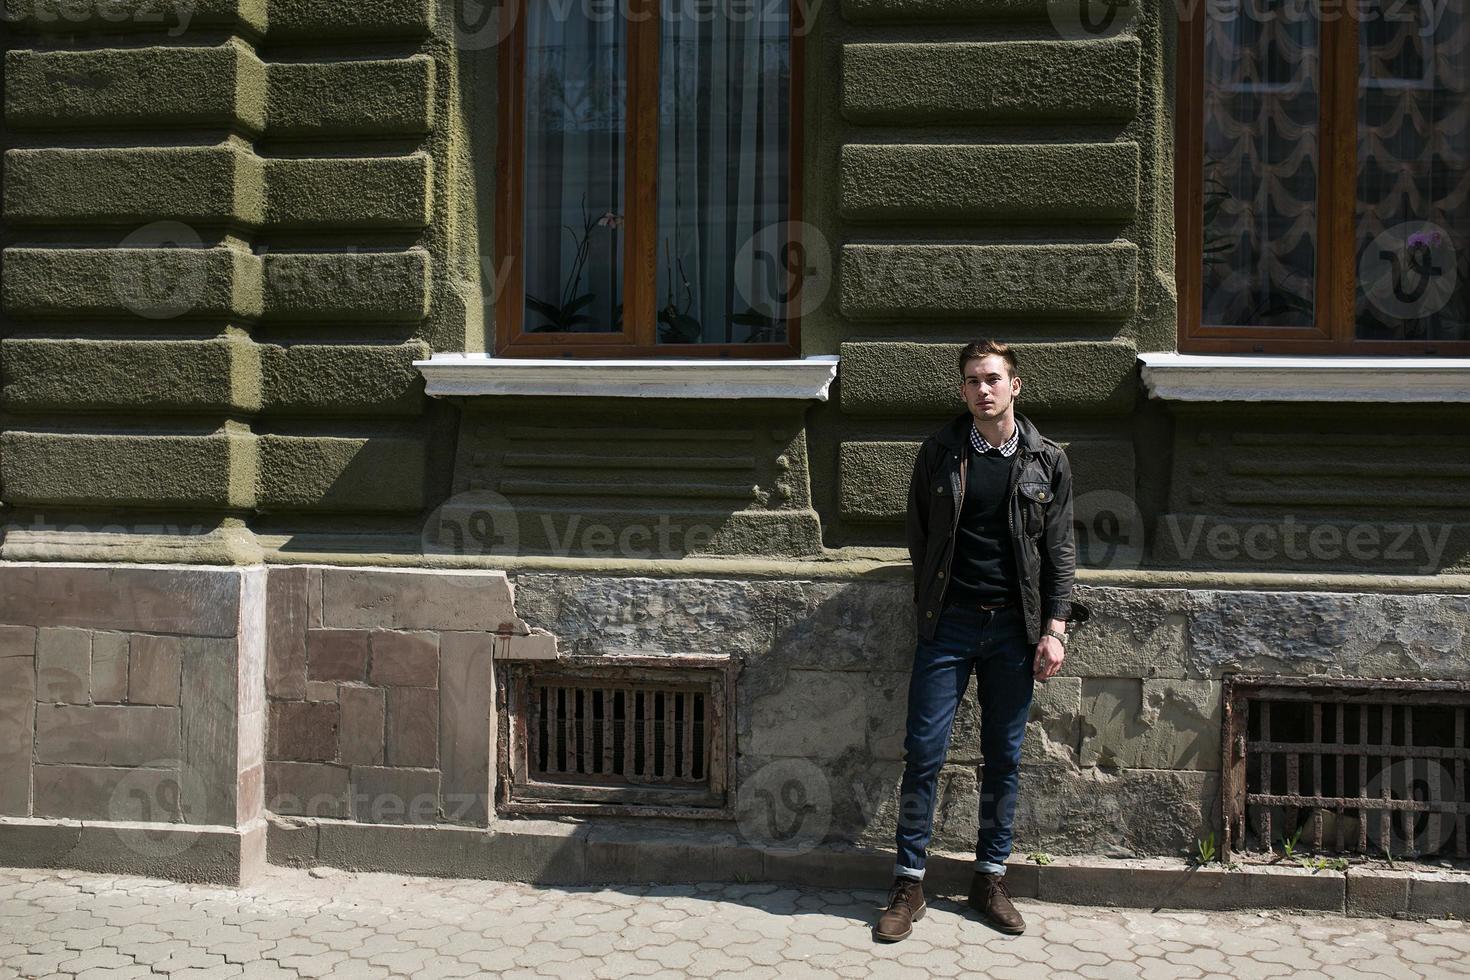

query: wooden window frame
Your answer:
[495,0,804,359]
[1175,8,1470,355]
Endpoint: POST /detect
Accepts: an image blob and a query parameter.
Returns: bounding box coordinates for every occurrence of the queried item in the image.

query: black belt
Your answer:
[945,597,1014,612]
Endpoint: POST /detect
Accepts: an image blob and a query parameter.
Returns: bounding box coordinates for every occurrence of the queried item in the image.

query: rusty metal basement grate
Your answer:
[497,655,734,817]
[1223,677,1470,862]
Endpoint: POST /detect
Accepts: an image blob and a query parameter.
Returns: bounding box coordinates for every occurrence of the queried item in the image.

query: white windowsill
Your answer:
[414,354,841,400]
[1139,352,1470,402]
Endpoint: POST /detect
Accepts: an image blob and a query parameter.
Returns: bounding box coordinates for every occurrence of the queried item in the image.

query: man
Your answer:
[875,339,1090,941]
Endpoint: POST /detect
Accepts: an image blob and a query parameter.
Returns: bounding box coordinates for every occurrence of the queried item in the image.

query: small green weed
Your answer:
[1195,833,1217,866]
[1027,851,1052,866]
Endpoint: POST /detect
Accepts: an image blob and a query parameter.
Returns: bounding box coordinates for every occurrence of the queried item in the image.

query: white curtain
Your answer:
[655,0,791,344]
[523,5,626,333]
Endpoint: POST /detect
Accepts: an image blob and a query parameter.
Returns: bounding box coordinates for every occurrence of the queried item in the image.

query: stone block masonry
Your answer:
[0,563,266,885]
[264,567,522,829]
[3,559,1465,900]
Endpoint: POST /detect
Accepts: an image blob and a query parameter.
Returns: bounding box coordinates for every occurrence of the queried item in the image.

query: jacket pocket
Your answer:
[1018,481,1053,536]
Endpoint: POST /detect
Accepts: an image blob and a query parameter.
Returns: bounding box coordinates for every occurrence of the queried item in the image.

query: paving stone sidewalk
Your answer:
[1,865,1467,979]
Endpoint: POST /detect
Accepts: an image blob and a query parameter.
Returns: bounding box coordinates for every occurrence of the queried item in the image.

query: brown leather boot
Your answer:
[968,871,1025,934]
[874,876,926,942]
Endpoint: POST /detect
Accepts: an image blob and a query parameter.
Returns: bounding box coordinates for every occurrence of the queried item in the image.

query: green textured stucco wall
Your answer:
[0,0,465,563]
[1,0,1466,575]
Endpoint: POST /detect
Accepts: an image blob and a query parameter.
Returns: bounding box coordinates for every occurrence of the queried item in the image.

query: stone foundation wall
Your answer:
[262,567,551,829]
[2,561,1465,883]
[0,564,266,883]
[511,573,1470,860]
[263,568,498,827]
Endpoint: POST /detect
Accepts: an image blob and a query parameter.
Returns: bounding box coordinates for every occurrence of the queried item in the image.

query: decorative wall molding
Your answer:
[1139,353,1470,402]
[415,354,841,400]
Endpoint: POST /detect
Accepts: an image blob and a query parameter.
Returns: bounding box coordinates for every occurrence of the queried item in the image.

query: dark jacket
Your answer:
[906,411,1091,645]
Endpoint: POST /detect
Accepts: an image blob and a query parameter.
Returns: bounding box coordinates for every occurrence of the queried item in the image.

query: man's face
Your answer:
[960,354,1021,422]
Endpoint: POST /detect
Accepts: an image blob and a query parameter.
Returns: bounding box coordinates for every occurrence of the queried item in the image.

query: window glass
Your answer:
[1201,4,1320,328]
[654,0,792,345]
[1356,3,1469,341]
[522,4,626,334]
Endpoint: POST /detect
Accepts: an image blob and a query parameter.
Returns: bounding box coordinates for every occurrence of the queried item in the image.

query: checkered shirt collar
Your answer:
[970,421,1020,457]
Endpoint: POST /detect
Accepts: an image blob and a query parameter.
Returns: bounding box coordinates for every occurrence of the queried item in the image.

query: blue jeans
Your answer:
[894,603,1034,880]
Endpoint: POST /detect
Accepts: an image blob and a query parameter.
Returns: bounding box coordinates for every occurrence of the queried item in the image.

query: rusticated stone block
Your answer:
[0,564,243,636]
[258,342,427,417]
[0,655,36,815]
[516,573,779,661]
[338,686,385,766]
[0,0,264,34]
[256,434,425,513]
[264,0,433,38]
[268,700,339,763]
[864,670,908,762]
[1012,765,1217,857]
[306,629,369,683]
[304,681,338,701]
[744,670,866,760]
[493,631,557,661]
[32,764,175,822]
[1,431,248,510]
[266,566,308,699]
[265,56,434,136]
[90,632,128,703]
[350,766,440,825]
[3,145,264,227]
[840,143,1139,223]
[841,38,1140,123]
[266,761,350,818]
[439,633,494,826]
[369,630,438,688]
[1080,679,1222,771]
[386,687,438,768]
[263,154,431,230]
[2,246,263,320]
[128,635,183,706]
[1185,591,1470,680]
[773,582,916,672]
[840,244,1138,321]
[321,568,519,632]
[260,250,430,322]
[1064,587,1191,678]
[35,627,89,703]
[35,705,180,766]
[0,625,36,658]
[1026,677,1083,766]
[4,41,266,131]
[180,638,241,826]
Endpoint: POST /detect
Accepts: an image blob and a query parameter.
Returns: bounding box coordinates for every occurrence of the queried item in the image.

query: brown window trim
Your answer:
[1174,8,1470,356]
[494,0,804,359]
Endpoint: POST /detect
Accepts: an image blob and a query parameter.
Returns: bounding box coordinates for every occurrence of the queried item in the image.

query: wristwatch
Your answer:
[1043,627,1068,648]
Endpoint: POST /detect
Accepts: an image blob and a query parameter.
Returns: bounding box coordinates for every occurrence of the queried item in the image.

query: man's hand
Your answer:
[1033,622,1066,681]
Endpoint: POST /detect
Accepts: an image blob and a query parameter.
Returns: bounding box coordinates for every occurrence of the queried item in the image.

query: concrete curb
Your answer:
[260,817,1469,920]
[0,817,266,886]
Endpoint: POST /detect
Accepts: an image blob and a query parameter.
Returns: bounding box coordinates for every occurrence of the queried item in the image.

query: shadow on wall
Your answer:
[744,575,1216,860]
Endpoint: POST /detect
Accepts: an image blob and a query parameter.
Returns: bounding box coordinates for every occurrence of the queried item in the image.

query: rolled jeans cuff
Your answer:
[894,863,925,881]
[974,860,1006,876]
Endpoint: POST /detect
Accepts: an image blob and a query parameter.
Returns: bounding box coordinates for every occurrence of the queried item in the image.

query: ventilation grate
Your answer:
[498,655,734,818]
[1223,677,1470,862]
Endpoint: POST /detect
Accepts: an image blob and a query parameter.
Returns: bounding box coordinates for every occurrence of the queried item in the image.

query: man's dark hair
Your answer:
[957,340,1019,379]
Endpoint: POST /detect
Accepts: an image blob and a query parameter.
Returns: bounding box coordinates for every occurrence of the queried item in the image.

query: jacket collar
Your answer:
[937,411,1044,453]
